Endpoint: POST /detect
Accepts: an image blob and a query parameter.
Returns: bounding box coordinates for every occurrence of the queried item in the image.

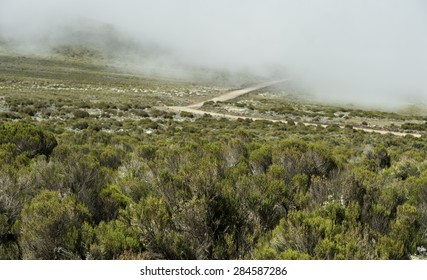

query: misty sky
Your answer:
[1,0,427,107]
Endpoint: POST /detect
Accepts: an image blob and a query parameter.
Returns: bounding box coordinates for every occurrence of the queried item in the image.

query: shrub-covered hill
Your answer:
[0,54,426,260]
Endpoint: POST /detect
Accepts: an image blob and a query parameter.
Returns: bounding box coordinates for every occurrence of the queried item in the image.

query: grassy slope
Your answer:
[0,52,425,137]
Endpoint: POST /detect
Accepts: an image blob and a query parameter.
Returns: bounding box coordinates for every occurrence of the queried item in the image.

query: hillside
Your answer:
[0,53,427,260]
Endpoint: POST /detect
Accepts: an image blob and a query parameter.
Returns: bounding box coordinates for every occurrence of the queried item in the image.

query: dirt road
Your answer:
[187,79,290,108]
[163,80,423,138]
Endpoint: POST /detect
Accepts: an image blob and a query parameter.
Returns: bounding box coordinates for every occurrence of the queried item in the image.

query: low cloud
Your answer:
[1,0,426,108]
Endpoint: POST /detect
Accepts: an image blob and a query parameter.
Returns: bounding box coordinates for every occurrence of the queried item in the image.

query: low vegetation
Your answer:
[1,54,427,260]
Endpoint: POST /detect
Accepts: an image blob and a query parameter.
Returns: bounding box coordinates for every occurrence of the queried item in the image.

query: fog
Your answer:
[1,0,427,108]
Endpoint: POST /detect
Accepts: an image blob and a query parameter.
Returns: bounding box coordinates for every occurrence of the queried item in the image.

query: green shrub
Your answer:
[0,122,57,158]
[73,110,90,118]
[19,190,90,259]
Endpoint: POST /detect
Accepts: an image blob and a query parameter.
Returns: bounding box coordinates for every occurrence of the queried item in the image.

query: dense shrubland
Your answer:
[1,54,426,259]
[1,116,426,260]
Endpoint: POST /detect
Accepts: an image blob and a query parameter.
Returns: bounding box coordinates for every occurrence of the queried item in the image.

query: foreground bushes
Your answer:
[0,120,426,259]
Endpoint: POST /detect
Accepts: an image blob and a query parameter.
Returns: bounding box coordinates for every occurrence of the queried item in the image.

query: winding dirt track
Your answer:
[162,80,423,138]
